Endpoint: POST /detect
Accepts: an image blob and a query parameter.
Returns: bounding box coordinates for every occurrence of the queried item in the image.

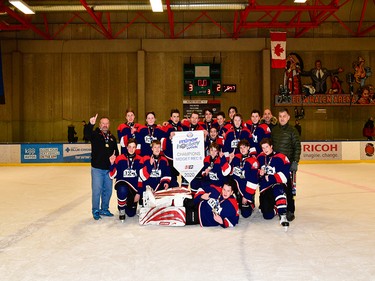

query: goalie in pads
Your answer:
[139,186,192,226]
[139,180,239,228]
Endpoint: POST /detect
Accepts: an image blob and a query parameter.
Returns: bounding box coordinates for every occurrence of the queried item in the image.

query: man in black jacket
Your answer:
[85,114,119,220]
[271,108,301,222]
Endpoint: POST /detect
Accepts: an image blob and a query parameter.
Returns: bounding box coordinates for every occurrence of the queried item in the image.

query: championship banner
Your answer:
[172,130,205,183]
[270,31,286,69]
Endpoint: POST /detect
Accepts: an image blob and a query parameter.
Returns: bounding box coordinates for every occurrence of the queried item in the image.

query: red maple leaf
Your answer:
[274,43,284,57]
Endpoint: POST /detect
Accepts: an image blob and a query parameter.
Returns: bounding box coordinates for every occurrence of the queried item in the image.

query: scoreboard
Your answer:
[184,64,221,96]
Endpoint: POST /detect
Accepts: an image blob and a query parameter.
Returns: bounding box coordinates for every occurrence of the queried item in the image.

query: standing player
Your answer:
[245,109,272,155]
[161,109,184,187]
[135,111,165,157]
[223,113,255,159]
[215,111,230,137]
[229,139,259,218]
[227,106,238,126]
[257,138,290,229]
[109,138,143,221]
[200,108,217,132]
[117,108,141,155]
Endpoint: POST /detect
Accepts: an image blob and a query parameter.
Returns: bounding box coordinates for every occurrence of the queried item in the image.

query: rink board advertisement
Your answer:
[360,142,375,160]
[63,144,91,162]
[21,144,63,163]
[172,131,205,183]
[300,142,342,161]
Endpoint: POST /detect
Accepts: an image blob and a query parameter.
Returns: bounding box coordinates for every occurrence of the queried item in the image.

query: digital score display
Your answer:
[184,63,221,96]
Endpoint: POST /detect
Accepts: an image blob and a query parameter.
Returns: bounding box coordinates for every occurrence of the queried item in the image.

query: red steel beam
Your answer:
[3,6,52,39]
[166,0,175,39]
[80,0,113,39]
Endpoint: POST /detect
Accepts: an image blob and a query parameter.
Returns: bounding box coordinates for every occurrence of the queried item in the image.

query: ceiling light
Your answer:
[294,0,307,3]
[9,0,35,14]
[150,0,163,12]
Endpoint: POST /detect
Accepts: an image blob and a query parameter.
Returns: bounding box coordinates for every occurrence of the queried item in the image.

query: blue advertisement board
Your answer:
[21,144,64,163]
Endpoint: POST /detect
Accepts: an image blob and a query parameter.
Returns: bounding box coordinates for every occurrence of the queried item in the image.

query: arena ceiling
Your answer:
[0,0,375,39]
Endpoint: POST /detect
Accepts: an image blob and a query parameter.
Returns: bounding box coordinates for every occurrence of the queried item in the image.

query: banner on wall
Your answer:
[275,93,362,106]
[300,142,342,161]
[21,144,63,163]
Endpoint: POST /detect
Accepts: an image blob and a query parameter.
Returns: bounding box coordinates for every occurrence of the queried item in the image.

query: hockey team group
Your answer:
[85,106,301,230]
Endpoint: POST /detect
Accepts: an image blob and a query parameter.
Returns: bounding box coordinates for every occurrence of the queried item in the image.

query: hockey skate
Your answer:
[119,209,126,223]
[279,214,289,231]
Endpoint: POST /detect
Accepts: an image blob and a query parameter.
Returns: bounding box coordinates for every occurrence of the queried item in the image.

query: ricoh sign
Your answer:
[301,142,342,161]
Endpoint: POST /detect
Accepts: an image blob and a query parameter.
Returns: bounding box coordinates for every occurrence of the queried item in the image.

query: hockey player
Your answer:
[117,109,141,155]
[245,109,272,155]
[134,111,165,157]
[109,138,143,221]
[161,109,184,187]
[227,106,238,126]
[139,140,172,194]
[199,142,231,192]
[204,127,224,156]
[199,108,217,132]
[222,113,256,159]
[215,111,231,137]
[184,179,239,228]
[229,139,259,218]
[257,138,290,229]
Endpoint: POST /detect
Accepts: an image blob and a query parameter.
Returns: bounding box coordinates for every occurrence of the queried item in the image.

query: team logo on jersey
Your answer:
[150,169,162,177]
[365,143,374,157]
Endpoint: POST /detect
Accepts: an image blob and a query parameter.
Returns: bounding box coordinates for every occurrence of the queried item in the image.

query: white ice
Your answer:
[0,163,375,281]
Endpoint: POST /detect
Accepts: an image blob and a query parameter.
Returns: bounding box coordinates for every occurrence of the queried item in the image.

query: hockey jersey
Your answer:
[135,124,165,156]
[256,151,290,192]
[109,153,143,192]
[117,122,141,154]
[230,153,259,202]
[223,126,256,157]
[160,120,185,160]
[244,121,272,155]
[139,155,172,192]
[198,195,239,228]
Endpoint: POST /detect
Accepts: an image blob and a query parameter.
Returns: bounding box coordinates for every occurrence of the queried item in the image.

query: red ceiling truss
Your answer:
[0,0,374,40]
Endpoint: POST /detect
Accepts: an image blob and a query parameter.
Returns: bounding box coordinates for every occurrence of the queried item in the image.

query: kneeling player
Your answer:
[257,138,290,229]
[230,139,259,218]
[184,179,239,228]
[109,138,143,221]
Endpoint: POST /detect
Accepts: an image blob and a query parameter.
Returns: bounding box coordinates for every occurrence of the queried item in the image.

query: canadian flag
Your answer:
[270,31,286,69]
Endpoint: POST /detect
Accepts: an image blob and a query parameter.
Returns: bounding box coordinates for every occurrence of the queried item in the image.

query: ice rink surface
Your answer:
[1,163,374,281]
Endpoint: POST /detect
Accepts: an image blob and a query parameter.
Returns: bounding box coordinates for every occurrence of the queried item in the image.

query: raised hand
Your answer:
[89,113,98,125]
